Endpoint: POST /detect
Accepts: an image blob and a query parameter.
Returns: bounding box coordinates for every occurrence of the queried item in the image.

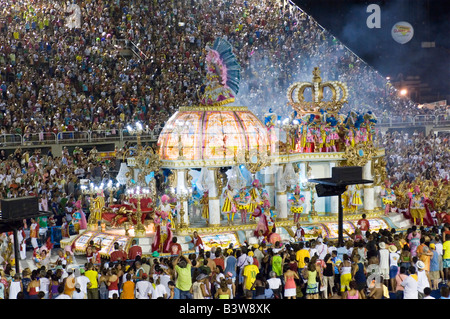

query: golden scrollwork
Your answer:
[123,139,162,190]
[178,106,248,112]
[235,148,271,175]
[343,141,375,167]
[168,171,177,188]
[305,161,312,178]
[185,169,193,188]
[275,141,289,155]
[372,157,387,186]
[215,168,224,195]
[433,182,450,212]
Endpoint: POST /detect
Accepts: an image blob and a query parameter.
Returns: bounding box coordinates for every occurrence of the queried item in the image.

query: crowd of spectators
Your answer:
[383,131,449,184]
[0,145,123,227]
[0,0,438,140]
[0,0,449,302]
[1,220,449,299]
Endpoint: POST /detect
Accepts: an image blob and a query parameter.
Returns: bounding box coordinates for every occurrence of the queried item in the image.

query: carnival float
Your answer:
[60,37,446,259]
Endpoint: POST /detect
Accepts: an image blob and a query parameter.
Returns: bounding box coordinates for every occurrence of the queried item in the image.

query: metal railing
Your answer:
[23,132,58,145]
[377,113,449,127]
[0,129,160,147]
[0,134,22,146]
[130,41,149,61]
[90,129,121,143]
[109,39,148,61]
[0,113,448,148]
[57,131,91,144]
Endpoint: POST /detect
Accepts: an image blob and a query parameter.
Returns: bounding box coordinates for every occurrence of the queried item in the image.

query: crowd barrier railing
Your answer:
[0,133,23,147]
[377,113,449,127]
[56,131,91,144]
[90,129,121,143]
[121,129,157,141]
[12,129,160,146]
[412,114,436,125]
[23,132,58,145]
[1,115,449,148]
[435,113,450,126]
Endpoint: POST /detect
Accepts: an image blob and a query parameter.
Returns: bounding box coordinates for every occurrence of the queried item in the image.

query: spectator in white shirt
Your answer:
[267,271,282,299]
[401,266,419,299]
[150,276,167,299]
[135,274,151,299]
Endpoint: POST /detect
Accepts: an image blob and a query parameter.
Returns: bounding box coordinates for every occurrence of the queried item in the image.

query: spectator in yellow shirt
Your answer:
[443,234,450,283]
[243,261,259,298]
[296,242,310,269]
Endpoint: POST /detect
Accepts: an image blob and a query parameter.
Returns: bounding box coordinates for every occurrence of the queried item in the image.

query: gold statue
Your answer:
[88,194,105,226]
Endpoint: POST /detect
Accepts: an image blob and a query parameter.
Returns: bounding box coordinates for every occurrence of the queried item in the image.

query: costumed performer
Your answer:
[17,227,27,260]
[61,217,70,238]
[29,218,40,249]
[151,194,174,253]
[295,223,306,242]
[235,188,251,224]
[200,190,210,226]
[318,124,327,152]
[261,187,271,210]
[253,205,275,238]
[304,125,315,153]
[74,196,87,230]
[408,185,426,226]
[190,231,204,254]
[381,180,396,216]
[64,243,76,265]
[222,184,237,225]
[288,185,306,224]
[325,114,339,152]
[248,179,263,221]
[92,245,102,265]
[33,238,53,268]
[348,184,363,213]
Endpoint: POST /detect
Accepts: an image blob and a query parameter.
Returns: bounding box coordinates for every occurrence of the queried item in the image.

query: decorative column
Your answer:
[275,164,288,220]
[363,160,375,213]
[373,184,382,210]
[329,161,339,216]
[263,165,276,210]
[208,168,222,227]
[299,162,312,216]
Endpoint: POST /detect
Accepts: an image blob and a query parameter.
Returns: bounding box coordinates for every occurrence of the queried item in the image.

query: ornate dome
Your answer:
[157,106,270,162]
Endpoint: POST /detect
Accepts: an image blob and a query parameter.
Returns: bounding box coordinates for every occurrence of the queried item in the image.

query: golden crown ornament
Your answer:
[287,67,348,115]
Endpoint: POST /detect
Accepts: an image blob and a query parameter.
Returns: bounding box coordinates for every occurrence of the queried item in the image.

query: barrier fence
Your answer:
[2,129,161,147]
[1,114,449,148]
[375,113,449,127]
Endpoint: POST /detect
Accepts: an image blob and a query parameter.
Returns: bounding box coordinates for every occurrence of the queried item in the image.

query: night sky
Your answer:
[293,0,450,101]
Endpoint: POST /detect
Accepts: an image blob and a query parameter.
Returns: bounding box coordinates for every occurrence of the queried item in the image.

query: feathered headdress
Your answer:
[199,38,241,106]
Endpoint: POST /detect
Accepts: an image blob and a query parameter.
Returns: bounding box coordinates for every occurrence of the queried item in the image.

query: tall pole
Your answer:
[338,194,344,247]
[12,227,21,275]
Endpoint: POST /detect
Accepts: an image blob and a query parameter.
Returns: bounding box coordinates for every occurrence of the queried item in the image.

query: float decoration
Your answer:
[287,67,348,115]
